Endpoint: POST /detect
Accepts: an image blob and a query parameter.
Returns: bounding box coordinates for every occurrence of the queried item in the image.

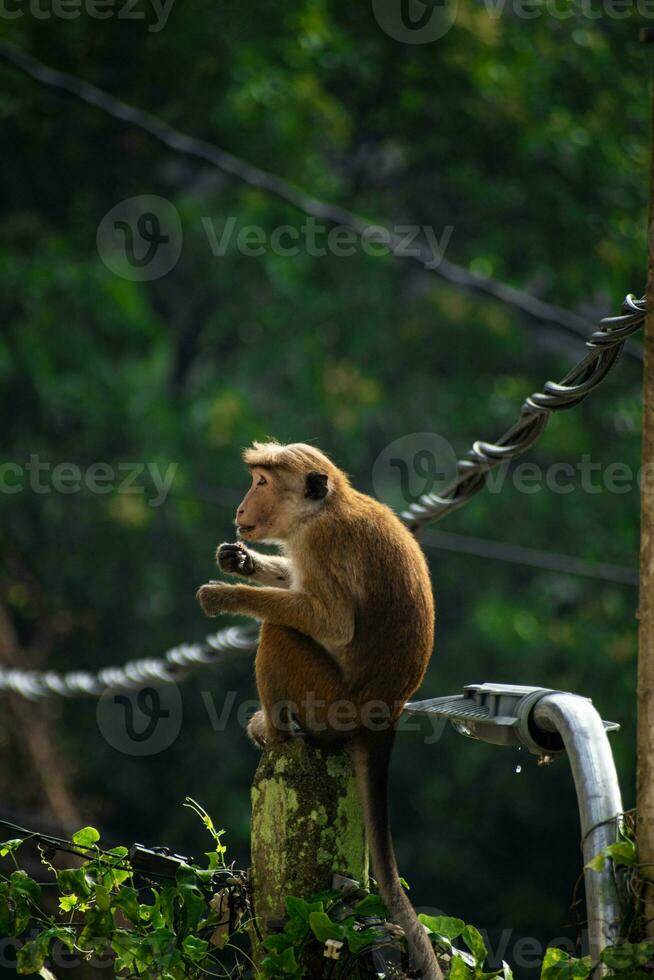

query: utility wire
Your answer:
[0,295,645,698]
[0,44,646,696]
[422,530,638,586]
[404,295,646,529]
[0,625,259,699]
[0,42,642,363]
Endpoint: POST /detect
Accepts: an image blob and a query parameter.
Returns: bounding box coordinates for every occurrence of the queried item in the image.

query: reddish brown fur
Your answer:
[197,441,441,980]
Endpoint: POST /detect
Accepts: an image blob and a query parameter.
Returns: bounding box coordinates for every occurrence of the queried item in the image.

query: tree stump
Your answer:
[250,737,368,962]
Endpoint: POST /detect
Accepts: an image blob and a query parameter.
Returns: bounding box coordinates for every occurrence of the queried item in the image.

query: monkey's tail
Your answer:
[351,729,444,980]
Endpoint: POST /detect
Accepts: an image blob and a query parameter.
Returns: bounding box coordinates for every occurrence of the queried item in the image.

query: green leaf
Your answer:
[308,910,343,942]
[0,838,23,856]
[205,850,222,870]
[0,883,12,933]
[285,895,312,922]
[58,895,79,912]
[10,870,41,904]
[182,935,209,962]
[263,933,294,952]
[113,885,140,924]
[72,826,100,848]
[601,941,654,970]
[16,936,48,975]
[462,924,488,965]
[103,865,131,888]
[112,929,142,973]
[352,893,387,916]
[419,914,466,941]
[49,927,75,953]
[79,906,114,951]
[13,896,32,935]
[584,853,605,872]
[604,840,637,867]
[94,884,111,911]
[541,947,592,979]
[58,868,92,899]
[146,927,178,968]
[175,863,199,888]
[281,945,301,974]
[15,927,70,975]
[344,923,384,953]
[178,884,205,935]
[586,839,637,874]
[450,956,475,980]
[158,885,178,930]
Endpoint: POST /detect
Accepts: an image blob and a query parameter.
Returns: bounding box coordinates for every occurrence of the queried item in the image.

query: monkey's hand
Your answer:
[196,582,238,618]
[216,542,255,577]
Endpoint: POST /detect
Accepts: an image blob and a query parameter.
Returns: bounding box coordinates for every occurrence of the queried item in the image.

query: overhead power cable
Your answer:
[0,296,644,699]
[403,295,646,530]
[0,42,642,362]
[0,43,646,696]
[0,625,259,700]
[422,530,638,586]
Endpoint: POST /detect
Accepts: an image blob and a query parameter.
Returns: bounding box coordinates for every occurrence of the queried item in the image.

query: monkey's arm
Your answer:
[216,543,292,589]
[197,583,354,646]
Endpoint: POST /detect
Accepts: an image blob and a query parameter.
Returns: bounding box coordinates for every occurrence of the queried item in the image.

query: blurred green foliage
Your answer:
[0,2,649,976]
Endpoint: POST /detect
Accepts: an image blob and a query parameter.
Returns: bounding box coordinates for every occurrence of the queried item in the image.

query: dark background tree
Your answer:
[0,3,648,976]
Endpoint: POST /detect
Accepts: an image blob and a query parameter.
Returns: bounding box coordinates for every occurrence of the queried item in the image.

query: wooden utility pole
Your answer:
[638,26,654,935]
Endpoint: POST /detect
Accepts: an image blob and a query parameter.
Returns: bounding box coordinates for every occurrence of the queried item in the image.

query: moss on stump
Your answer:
[250,737,368,959]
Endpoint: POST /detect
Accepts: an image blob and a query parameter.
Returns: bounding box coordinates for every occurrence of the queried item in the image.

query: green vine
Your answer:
[539,818,654,979]
[3,804,653,979]
[260,896,515,979]
[0,799,251,979]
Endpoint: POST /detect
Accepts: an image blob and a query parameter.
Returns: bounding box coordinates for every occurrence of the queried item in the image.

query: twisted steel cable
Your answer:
[0,296,645,698]
[0,625,260,699]
[402,294,646,531]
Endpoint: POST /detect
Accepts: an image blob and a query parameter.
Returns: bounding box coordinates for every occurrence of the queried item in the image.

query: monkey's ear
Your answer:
[305,471,329,500]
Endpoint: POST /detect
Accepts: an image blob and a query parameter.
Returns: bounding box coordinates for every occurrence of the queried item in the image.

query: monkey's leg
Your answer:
[255,625,360,742]
[197,584,353,647]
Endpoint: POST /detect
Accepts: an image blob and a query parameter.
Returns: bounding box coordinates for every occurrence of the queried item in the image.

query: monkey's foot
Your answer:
[247,709,308,747]
[247,709,268,748]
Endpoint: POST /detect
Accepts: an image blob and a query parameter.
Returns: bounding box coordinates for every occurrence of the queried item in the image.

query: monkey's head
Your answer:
[235,441,347,542]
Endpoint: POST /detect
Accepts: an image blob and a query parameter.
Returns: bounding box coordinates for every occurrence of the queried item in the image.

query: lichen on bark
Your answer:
[250,737,368,951]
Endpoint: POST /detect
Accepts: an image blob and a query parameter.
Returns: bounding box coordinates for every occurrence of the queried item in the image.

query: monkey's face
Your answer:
[235,466,329,542]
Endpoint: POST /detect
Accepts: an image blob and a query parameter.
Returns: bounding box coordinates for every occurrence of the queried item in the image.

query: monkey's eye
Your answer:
[257,475,267,486]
